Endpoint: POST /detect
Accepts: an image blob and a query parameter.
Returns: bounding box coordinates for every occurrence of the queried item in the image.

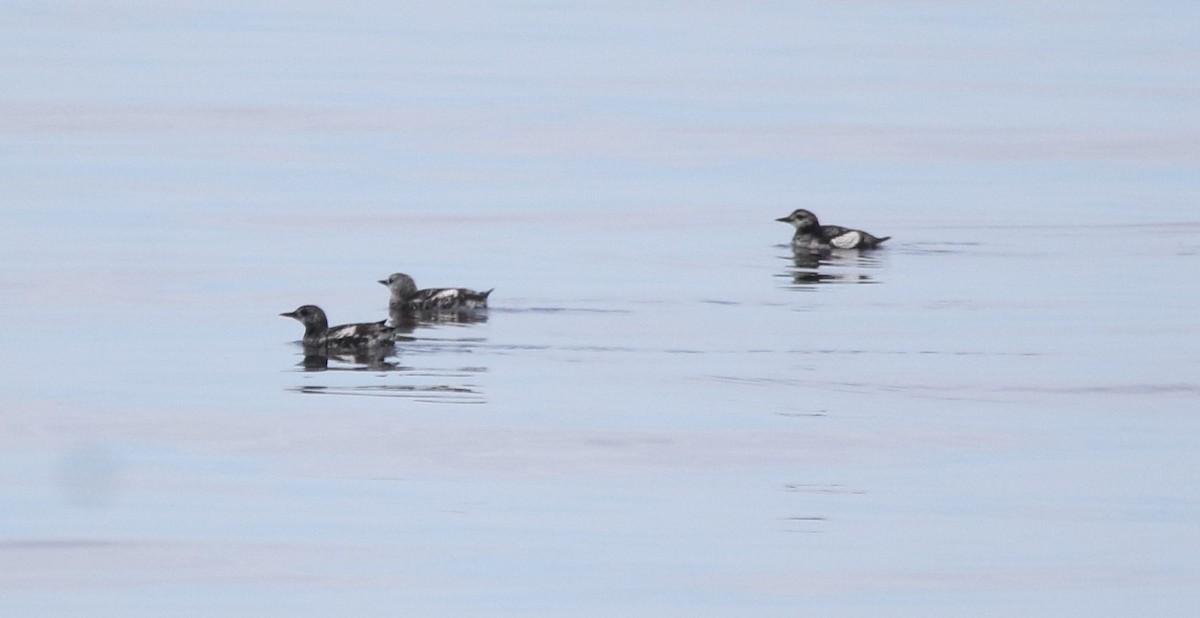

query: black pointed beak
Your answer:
[377,279,387,286]
[775,216,790,222]
[280,310,297,318]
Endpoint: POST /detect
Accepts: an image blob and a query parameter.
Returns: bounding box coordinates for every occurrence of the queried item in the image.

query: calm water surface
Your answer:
[2,1,1198,616]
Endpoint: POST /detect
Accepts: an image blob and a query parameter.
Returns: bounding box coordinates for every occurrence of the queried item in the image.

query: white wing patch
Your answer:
[325,324,360,340]
[408,288,489,311]
[429,289,461,308]
[830,230,862,249]
[409,289,462,310]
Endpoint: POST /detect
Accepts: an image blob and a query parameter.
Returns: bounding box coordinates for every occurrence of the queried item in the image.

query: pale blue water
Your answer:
[2,2,1199,616]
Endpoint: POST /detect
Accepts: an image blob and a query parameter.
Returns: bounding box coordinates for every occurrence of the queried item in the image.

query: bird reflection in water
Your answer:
[782,247,882,288]
[389,305,489,328]
[297,344,399,372]
[289,342,486,403]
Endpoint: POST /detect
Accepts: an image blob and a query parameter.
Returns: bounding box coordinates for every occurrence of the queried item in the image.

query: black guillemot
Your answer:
[775,209,890,250]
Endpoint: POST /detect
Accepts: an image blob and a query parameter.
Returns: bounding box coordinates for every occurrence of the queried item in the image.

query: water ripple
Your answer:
[289,384,485,405]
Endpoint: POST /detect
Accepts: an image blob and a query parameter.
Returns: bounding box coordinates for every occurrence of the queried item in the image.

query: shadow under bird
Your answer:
[378,273,493,313]
[775,209,890,250]
[279,304,397,350]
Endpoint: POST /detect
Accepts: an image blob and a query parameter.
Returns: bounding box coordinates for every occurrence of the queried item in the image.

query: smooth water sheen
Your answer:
[2,2,1198,616]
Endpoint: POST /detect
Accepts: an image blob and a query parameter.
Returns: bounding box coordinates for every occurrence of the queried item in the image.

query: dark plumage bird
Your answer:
[378,273,492,313]
[279,305,396,349]
[775,209,890,250]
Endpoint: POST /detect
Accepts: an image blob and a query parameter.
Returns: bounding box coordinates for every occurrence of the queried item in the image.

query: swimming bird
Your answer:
[775,209,890,250]
[279,305,396,349]
[378,273,493,314]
